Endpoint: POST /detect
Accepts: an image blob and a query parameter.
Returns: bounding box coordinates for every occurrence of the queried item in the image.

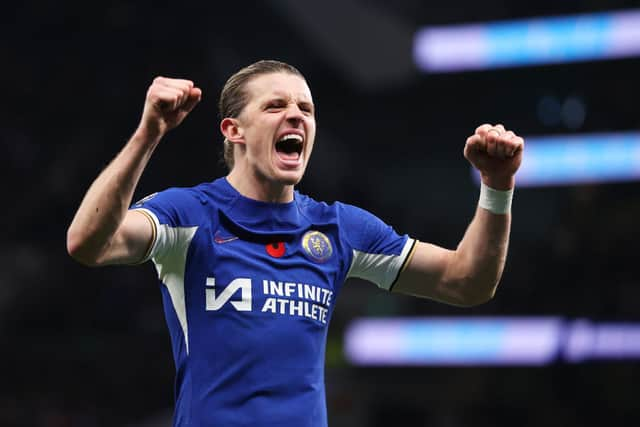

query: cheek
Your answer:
[246,130,271,155]
[306,122,317,143]
[307,129,317,149]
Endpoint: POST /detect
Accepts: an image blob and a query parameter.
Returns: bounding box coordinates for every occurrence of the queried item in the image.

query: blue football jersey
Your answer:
[131,177,416,427]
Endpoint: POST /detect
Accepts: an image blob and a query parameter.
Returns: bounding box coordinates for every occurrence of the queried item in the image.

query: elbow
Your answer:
[453,278,498,307]
[460,288,495,307]
[66,228,102,267]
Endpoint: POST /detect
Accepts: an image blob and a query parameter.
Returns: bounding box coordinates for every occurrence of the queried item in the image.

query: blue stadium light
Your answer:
[344,317,640,366]
[344,317,562,366]
[414,10,640,72]
[471,131,640,187]
[564,320,640,362]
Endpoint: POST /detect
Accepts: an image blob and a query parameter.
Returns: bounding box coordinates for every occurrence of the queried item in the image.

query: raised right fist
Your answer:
[138,76,202,139]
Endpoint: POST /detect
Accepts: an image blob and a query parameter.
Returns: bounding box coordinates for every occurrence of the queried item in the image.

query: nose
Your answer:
[285,103,304,125]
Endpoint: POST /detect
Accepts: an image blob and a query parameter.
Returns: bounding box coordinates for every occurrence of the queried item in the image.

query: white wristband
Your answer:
[478,182,513,214]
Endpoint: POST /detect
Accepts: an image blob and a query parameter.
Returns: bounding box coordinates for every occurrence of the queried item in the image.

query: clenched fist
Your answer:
[138,77,202,140]
[464,124,524,190]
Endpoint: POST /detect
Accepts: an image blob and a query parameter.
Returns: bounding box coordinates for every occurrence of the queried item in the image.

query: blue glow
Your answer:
[402,320,505,362]
[414,10,640,72]
[484,14,610,67]
[344,317,640,366]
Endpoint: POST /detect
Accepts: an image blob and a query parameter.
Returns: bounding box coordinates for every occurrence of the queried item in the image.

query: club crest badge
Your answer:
[302,231,333,263]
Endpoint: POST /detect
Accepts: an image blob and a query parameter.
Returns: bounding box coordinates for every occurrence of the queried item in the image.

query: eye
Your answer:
[266,100,286,111]
[299,103,314,115]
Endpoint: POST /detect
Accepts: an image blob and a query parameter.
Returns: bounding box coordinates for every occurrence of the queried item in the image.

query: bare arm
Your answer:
[66,77,202,266]
[393,124,524,306]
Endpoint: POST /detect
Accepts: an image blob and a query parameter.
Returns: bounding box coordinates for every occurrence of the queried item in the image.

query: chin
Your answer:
[274,169,305,186]
[277,174,303,186]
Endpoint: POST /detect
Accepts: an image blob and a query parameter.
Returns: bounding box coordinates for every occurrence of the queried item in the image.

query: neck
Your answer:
[226,168,295,203]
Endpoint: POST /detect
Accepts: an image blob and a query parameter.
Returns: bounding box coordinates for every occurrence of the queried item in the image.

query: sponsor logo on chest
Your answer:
[205,277,333,325]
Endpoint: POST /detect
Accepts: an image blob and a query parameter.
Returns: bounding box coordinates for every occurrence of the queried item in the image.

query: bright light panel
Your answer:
[414,10,640,72]
[345,317,640,366]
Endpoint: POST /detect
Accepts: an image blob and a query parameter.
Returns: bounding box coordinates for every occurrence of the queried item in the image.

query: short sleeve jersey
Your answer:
[131,177,416,427]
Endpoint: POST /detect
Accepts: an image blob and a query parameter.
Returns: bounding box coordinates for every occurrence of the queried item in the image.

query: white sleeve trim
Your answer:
[133,208,161,263]
[134,207,184,262]
[346,238,416,290]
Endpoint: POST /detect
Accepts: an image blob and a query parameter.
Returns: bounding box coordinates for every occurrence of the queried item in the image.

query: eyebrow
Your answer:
[262,96,315,110]
[267,91,313,103]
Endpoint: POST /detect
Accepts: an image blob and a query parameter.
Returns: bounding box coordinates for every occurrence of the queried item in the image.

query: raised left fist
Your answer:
[464,124,524,190]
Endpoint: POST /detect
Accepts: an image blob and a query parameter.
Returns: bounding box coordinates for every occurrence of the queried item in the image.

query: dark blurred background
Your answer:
[3,1,640,426]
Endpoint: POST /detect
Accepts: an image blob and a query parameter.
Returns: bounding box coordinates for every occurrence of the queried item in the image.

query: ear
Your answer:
[220,118,245,145]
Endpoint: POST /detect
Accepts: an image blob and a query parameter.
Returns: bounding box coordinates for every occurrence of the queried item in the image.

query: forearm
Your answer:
[446,206,511,304]
[66,129,160,264]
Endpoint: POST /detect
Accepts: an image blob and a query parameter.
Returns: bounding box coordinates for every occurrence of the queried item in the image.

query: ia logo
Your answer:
[205,277,252,311]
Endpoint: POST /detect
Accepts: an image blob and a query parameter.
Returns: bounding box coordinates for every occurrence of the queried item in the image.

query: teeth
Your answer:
[278,134,303,143]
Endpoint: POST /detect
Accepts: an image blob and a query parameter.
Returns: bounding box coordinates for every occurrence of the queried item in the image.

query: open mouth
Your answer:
[275,133,304,162]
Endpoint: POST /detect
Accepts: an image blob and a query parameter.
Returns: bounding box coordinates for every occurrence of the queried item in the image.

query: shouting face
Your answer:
[223,72,316,200]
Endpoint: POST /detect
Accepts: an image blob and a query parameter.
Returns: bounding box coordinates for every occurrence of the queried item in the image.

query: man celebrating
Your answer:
[67,60,523,426]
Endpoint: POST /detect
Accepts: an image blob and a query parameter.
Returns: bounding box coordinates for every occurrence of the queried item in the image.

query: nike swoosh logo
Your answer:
[214,232,238,244]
